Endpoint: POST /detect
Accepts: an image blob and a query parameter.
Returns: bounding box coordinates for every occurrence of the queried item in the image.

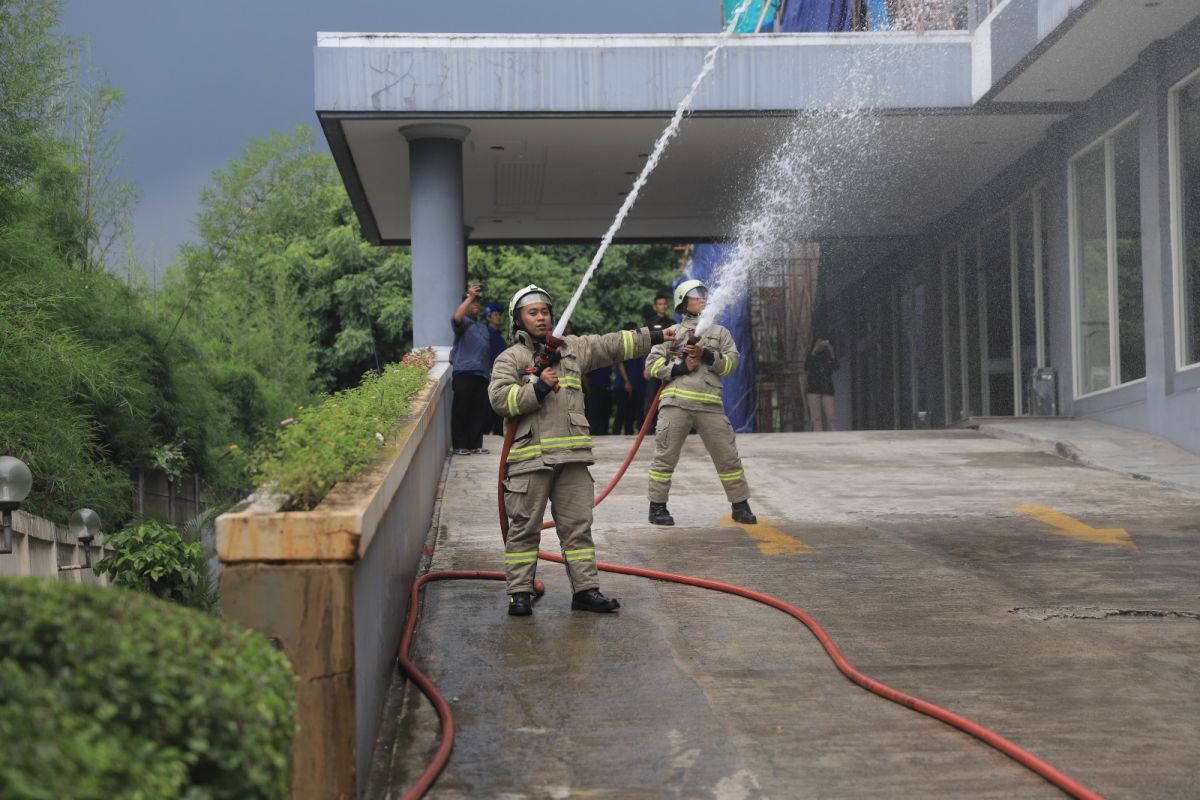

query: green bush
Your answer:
[0,578,295,799]
[94,519,212,609]
[253,356,432,510]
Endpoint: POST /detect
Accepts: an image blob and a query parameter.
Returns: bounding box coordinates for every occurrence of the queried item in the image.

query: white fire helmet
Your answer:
[508,284,554,334]
[673,279,708,314]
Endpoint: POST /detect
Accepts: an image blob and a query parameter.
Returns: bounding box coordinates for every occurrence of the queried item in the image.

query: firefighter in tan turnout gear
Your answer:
[491,285,675,616]
[645,280,757,527]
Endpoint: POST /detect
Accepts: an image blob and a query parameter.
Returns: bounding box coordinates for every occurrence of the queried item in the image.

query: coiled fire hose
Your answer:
[396,387,1105,800]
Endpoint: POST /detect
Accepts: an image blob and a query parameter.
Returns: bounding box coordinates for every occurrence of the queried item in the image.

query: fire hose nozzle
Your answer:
[525,334,566,392]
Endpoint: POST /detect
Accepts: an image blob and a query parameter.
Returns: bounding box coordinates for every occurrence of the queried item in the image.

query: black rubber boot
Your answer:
[507,592,533,616]
[731,500,757,525]
[571,588,620,613]
[649,502,675,526]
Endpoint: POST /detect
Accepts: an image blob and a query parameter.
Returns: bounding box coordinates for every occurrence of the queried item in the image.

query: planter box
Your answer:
[217,363,451,800]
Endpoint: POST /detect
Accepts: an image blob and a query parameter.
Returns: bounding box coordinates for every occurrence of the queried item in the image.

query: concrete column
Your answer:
[401,125,470,358]
[1136,44,1172,437]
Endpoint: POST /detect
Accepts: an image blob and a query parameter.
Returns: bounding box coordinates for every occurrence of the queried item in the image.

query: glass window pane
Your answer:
[1074,143,1110,394]
[963,241,982,415]
[914,283,927,424]
[983,215,1014,415]
[1016,196,1038,411]
[1113,122,1145,383]
[1178,75,1200,366]
[1039,195,1051,369]
[900,285,914,427]
[942,249,961,421]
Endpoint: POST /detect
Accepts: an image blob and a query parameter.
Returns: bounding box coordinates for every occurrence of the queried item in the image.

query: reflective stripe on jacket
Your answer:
[490,327,657,475]
[645,317,738,413]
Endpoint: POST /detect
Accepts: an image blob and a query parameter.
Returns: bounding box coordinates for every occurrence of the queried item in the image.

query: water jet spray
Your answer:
[550,0,759,340]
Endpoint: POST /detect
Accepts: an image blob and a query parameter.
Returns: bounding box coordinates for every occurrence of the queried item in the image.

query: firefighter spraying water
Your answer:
[644,280,756,526]
[488,286,675,616]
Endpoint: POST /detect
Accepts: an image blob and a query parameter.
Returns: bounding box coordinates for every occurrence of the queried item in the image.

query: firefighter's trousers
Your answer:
[502,463,599,595]
[647,405,750,504]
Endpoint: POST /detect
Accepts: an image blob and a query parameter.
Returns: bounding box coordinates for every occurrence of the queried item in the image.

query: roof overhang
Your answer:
[314,1,1196,265]
[316,31,992,248]
[978,0,1200,103]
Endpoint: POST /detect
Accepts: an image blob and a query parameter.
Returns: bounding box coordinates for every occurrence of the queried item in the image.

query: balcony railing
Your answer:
[860,0,1001,32]
[761,0,1004,33]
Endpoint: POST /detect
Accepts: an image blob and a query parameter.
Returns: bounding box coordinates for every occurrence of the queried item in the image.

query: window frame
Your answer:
[1168,65,1200,374]
[1067,113,1146,400]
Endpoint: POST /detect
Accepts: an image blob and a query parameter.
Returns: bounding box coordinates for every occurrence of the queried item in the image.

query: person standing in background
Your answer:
[450,284,492,455]
[613,322,647,435]
[485,303,508,436]
[584,361,613,436]
[644,293,675,433]
[804,338,839,432]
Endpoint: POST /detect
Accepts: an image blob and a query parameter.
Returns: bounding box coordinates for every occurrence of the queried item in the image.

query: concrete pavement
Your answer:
[978,418,1200,496]
[367,429,1200,799]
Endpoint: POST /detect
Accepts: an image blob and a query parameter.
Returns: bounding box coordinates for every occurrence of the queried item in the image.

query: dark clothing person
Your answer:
[646,313,675,332]
[451,372,491,450]
[584,366,613,436]
[805,348,839,395]
[805,343,839,432]
[485,303,508,435]
[644,316,674,431]
[613,356,647,434]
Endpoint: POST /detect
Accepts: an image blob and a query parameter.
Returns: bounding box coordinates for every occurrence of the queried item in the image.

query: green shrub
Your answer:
[0,578,295,799]
[253,355,432,510]
[94,519,211,608]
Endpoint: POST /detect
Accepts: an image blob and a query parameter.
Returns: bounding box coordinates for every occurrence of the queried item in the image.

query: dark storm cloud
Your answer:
[57,0,716,275]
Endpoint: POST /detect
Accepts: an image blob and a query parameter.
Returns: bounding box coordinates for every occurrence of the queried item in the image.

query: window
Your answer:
[941,190,1048,419]
[941,247,962,422]
[1069,117,1145,396]
[1171,70,1200,368]
[1015,196,1039,410]
[982,214,1014,415]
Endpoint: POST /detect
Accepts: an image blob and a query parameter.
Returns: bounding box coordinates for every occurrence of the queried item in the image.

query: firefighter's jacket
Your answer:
[645,316,738,413]
[490,327,661,475]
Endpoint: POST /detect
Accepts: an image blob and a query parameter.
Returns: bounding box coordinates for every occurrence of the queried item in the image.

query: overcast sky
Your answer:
[56,1,719,277]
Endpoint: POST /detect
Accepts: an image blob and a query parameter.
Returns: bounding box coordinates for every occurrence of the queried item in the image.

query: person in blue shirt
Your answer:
[450,284,493,455]
[613,321,648,434]
[485,303,508,436]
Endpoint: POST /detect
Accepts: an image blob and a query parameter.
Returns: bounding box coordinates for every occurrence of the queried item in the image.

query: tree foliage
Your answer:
[0,0,66,219]
[2,1,684,526]
[468,244,683,338]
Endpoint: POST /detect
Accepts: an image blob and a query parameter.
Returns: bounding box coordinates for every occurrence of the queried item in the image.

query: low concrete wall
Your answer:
[217,363,451,799]
[0,510,110,584]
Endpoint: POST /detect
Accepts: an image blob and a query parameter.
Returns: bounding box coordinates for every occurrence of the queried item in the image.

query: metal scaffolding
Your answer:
[749,242,819,431]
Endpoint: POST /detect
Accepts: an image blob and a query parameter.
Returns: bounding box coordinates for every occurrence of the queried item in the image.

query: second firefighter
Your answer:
[645,279,756,526]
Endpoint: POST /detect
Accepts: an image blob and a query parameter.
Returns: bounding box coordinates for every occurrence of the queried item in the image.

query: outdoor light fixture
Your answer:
[0,456,33,555]
[70,508,101,547]
[59,508,102,572]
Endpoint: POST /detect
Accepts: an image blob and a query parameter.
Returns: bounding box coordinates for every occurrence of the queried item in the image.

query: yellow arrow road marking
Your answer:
[717,513,815,556]
[1014,504,1136,550]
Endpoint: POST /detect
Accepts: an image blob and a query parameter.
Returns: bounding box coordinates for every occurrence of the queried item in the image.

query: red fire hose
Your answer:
[399,388,1105,800]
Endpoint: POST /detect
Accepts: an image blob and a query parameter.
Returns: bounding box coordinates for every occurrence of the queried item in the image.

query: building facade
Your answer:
[830,11,1200,453]
[317,0,1200,452]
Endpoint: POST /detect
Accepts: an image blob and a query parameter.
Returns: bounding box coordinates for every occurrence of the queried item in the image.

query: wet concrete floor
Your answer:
[367,430,1200,799]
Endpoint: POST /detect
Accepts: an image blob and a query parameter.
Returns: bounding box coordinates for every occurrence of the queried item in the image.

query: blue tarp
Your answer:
[866,0,890,29]
[722,0,781,32]
[683,245,756,433]
[689,1,852,433]
[779,0,855,31]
